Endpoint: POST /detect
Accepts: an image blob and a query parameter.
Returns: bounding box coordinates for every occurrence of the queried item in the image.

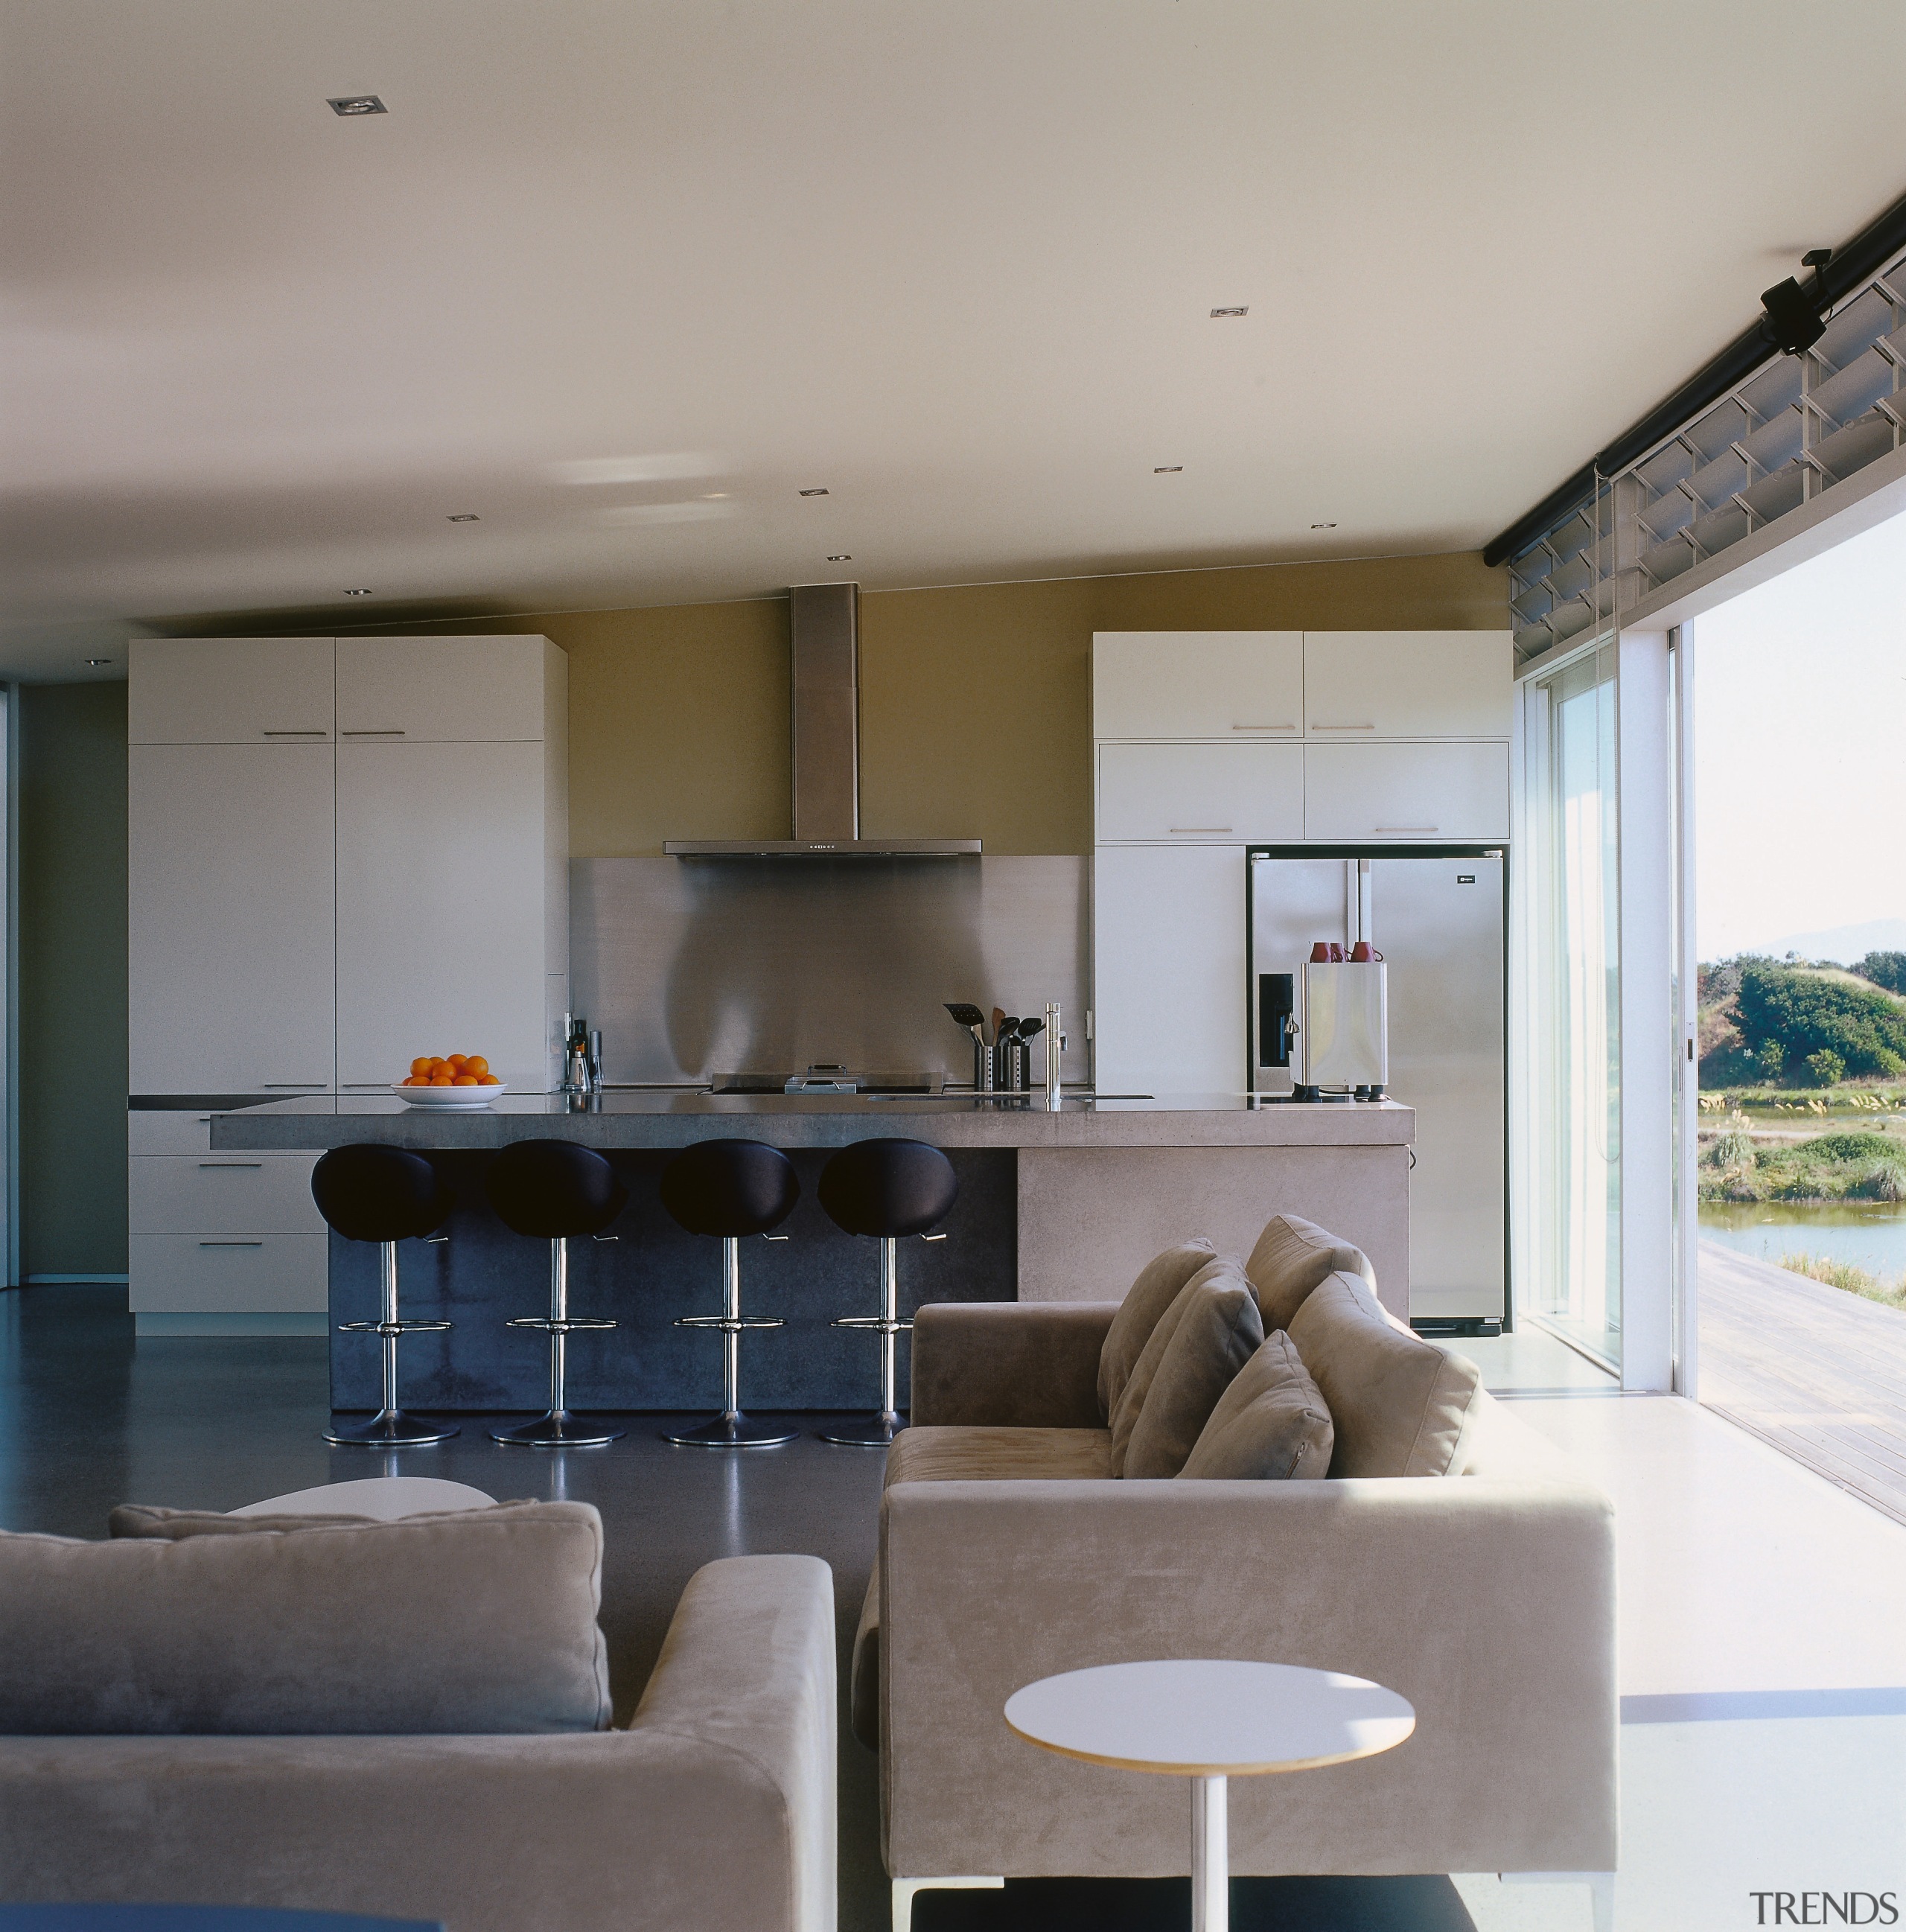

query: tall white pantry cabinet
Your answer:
[127,635,568,1328]
[1091,631,1511,1097]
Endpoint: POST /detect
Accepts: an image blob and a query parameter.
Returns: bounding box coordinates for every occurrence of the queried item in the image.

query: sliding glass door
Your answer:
[1523,643,1622,1369]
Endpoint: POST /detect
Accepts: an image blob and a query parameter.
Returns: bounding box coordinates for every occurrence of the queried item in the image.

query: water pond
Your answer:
[1699,1201,1906,1278]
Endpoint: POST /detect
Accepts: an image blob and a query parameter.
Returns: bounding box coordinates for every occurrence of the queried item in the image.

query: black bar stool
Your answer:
[312,1144,457,1447]
[659,1138,800,1448]
[817,1138,957,1447]
[484,1139,629,1448]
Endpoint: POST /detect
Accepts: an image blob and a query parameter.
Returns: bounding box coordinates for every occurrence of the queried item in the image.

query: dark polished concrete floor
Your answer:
[0,1287,1473,1932]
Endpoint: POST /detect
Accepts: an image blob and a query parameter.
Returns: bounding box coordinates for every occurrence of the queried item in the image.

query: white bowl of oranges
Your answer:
[393,1056,507,1108]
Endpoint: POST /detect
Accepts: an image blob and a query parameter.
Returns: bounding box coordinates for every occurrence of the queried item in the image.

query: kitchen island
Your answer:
[214,1092,1412,1415]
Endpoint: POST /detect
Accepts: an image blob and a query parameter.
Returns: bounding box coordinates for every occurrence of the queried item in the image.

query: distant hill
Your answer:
[1762,917,1906,964]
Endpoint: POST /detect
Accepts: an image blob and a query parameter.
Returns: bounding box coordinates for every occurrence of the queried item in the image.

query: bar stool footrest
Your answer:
[675,1314,785,1331]
[832,1315,914,1333]
[337,1319,454,1336]
[506,1316,619,1333]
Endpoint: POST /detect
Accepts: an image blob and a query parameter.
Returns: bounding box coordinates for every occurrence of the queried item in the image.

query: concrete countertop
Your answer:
[209,1089,1415,1152]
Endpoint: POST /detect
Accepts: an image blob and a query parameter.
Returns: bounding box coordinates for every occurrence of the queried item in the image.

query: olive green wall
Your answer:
[418,549,1506,856]
[19,682,129,1276]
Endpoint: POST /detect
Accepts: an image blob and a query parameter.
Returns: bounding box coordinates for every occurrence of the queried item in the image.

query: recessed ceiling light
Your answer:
[342,587,374,596]
[1210,306,1248,319]
[1154,465,1183,474]
[827,555,852,562]
[447,513,479,523]
[84,657,113,667]
[1310,521,1337,530]
[798,487,830,497]
[702,492,729,500]
[328,95,386,116]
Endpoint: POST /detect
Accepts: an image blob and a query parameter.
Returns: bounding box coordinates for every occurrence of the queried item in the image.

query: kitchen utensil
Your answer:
[1016,1016,1045,1092]
[995,1017,1021,1093]
[992,1007,1006,1048]
[392,1081,509,1109]
[945,1003,991,1091]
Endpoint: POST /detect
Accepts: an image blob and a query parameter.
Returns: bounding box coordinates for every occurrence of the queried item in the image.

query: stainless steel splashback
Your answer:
[570,856,1089,1085]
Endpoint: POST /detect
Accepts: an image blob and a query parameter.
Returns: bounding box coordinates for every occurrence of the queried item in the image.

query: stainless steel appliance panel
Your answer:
[1249,856,1352,1094]
[571,855,1089,1086]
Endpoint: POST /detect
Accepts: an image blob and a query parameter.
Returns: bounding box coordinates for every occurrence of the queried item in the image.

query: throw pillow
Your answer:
[1096,1238,1217,1420]
[1287,1272,1482,1477]
[1245,1213,1377,1334]
[3,1499,611,1735]
[1179,1330,1333,1479]
[1113,1257,1264,1478]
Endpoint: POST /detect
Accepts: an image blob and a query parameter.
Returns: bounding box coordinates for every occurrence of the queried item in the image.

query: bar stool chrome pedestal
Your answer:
[313,1144,458,1447]
[660,1138,800,1448]
[484,1139,629,1448]
[817,1138,957,1447]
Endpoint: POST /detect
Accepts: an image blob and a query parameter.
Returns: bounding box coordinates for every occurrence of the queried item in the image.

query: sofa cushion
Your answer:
[1112,1257,1264,1478]
[885,1424,1114,1485]
[1287,1272,1482,1477]
[1096,1239,1217,1421]
[1179,1330,1333,1479]
[1,1499,612,1735]
[1245,1213,1376,1334]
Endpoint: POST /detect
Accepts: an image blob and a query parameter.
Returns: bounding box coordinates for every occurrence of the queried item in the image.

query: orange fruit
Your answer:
[447,1054,468,1070]
[430,1074,454,1087]
[409,1057,433,1077]
[478,1074,501,1085]
[452,1074,478,1087]
[465,1056,489,1077]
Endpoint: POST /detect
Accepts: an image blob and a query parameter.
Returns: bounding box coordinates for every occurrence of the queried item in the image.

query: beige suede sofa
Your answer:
[0,1501,835,1932]
[860,1217,1618,1928]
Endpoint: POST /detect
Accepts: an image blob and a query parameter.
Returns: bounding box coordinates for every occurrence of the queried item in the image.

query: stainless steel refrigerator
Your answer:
[1247,846,1507,1328]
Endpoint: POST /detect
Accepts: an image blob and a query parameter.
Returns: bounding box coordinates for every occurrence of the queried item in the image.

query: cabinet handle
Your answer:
[262,1082,328,1089]
[1374,825,1439,833]
[200,1239,265,1247]
[341,729,407,736]
[261,730,330,737]
[199,1161,264,1169]
[1231,723,1295,731]
[1313,722,1376,730]
[1168,826,1233,835]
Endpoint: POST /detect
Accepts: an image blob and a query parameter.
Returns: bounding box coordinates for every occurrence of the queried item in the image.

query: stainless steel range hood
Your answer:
[665,582,982,857]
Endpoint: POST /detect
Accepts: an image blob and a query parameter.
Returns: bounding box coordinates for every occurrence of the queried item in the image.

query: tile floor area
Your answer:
[7,1287,1906,1930]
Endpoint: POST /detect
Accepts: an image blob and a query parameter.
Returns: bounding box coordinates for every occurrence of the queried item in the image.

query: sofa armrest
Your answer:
[0,1555,838,1932]
[879,1478,1615,1882]
[910,1300,1118,1427]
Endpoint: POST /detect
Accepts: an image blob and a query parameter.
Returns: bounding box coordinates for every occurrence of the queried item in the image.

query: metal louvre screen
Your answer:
[1510,251,1906,661]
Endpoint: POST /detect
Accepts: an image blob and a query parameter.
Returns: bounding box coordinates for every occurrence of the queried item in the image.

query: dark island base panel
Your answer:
[328,1148,1015,1414]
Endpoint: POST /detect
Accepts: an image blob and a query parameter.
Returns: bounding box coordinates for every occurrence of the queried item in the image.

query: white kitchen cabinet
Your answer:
[128,744,336,1093]
[335,741,556,1089]
[1092,633,1303,741]
[1092,843,1248,1097]
[128,1233,329,1313]
[1302,742,1510,841]
[128,1155,324,1235]
[337,636,558,743]
[129,639,336,745]
[1302,631,1511,740]
[1097,742,1304,843]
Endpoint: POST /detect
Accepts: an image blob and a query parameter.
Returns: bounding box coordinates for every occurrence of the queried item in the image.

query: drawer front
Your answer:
[128,1155,322,1234]
[129,1233,329,1313]
[1097,742,1304,843]
[1094,632,1304,740]
[1303,631,1513,739]
[1302,742,1510,841]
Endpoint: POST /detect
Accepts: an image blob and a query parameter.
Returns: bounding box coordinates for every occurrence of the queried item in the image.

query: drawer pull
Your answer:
[1313,721,1376,730]
[1375,825,1439,834]
[263,1083,327,1088]
[1231,723,1295,731]
[199,1161,264,1169]
[1169,826,1232,835]
[261,730,329,737]
[342,729,406,736]
[200,1240,265,1247]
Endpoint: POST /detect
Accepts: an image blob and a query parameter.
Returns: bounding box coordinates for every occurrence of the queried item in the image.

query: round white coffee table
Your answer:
[1004,1660,1415,1932]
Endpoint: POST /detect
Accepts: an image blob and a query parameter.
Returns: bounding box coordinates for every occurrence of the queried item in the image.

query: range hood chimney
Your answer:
[665,582,981,857]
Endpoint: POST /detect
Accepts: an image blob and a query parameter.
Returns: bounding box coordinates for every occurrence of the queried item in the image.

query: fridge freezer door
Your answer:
[1249,855,1354,1094]
[1367,855,1506,1322]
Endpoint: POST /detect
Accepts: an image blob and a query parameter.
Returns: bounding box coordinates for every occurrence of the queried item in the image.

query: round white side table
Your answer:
[1004,1659,1415,1932]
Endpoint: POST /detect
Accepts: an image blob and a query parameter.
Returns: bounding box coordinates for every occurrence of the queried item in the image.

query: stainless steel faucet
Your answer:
[1045,1001,1064,1109]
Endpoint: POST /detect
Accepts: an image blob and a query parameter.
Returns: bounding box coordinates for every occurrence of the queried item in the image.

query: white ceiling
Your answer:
[6,0,1906,681]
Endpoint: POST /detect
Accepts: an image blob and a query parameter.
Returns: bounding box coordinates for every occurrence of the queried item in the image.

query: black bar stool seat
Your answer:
[659,1139,800,1448]
[312,1145,457,1447]
[484,1140,629,1448]
[817,1138,957,1447]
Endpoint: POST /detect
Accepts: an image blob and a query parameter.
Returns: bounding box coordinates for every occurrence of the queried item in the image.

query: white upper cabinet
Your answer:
[337,636,556,742]
[128,639,335,745]
[1092,633,1303,740]
[1097,742,1303,843]
[128,743,336,1091]
[1302,631,1512,740]
[1303,742,1511,841]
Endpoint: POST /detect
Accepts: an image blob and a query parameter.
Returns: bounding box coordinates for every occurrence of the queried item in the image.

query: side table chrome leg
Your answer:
[667,1235,795,1447]
[326,1240,457,1447]
[822,1235,910,1447]
[1191,1773,1228,1932]
[494,1235,624,1447]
